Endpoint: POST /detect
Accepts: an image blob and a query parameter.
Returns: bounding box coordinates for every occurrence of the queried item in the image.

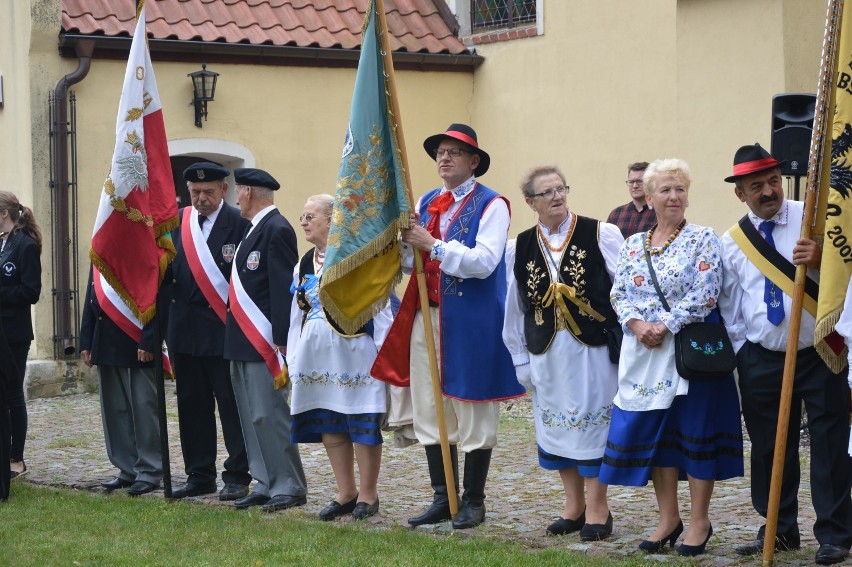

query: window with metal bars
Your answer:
[471,0,537,32]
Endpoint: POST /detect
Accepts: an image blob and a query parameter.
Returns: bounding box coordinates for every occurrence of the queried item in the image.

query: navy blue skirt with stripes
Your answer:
[538,445,603,477]
[291,409,384,446]
[598,374,744,487]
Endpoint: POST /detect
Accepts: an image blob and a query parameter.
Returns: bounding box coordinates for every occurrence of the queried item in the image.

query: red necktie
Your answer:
[426,192,454,238]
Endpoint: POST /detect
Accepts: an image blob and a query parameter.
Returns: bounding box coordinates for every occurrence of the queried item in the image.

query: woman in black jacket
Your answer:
[0,191,43,479]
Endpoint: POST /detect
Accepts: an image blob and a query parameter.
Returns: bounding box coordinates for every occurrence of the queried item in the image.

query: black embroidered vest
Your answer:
[514,216,617,354]
[297,249,372,337]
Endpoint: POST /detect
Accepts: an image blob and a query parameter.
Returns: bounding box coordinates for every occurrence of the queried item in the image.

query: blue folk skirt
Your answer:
[291,409,384,446]
[598,374,744,487]
[538,445,602,477]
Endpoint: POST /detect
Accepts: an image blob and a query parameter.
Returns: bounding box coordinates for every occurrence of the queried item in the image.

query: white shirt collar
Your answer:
[250,204,276,227]
[537,211,573,236]
[442,176,477,201]
[748,199,789,228]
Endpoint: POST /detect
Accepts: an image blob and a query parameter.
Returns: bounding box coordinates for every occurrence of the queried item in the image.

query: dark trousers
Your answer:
[7,341,29,461]
[0,397,9,500]
[738,341,852,547]
[173,353,250,486]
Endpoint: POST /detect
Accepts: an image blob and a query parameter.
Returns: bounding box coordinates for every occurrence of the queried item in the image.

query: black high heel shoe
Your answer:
[638,520,684,552]
[676,523,713,557]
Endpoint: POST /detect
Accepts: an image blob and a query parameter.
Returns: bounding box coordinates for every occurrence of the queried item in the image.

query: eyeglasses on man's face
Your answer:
[531,186,568,200]
[432,147,471,159]
[625,179,644,186]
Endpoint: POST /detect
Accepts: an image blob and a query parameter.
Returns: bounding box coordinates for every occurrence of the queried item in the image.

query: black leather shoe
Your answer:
[352,498,380,520]
[219,483,250,502]
[101,476,134,491]
[452,502,486,529]
[408,500,455,526]
[815,544,850,565]
[127,481,158,496]
[546,510,586,536]
[234,492,270,510]
[735,532,801,556]
[319,495,358,521]
[261,494,307,512]
[580,512,613,541]
[171,480,217,499]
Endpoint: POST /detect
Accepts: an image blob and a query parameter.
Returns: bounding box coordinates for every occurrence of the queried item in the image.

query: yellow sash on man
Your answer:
[729,218,818,317]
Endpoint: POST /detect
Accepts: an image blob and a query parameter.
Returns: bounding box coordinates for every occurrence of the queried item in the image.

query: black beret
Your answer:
[234,168,280,191]
[182,161,229,182]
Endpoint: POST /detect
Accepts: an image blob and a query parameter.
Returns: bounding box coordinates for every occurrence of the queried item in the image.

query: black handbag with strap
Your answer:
[642,246,735,381]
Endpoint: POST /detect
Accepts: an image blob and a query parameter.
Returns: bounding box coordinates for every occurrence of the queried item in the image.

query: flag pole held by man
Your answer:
[318,0,411,335]
[86,0,178,497]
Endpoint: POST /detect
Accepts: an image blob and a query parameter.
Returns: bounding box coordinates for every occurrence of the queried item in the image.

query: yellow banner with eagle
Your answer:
[815,0,852,373]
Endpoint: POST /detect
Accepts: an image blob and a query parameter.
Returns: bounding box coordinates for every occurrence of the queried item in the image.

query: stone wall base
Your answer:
[24,359,98,399]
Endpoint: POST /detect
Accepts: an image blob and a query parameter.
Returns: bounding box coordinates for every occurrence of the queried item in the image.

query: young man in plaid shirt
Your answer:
[606,161,655,238]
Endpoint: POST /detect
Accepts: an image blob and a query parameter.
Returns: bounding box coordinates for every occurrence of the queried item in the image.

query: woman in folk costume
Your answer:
[503,165,623,541]
[287,194,392,521]
[598,159,743,556]
[0,190,43,480]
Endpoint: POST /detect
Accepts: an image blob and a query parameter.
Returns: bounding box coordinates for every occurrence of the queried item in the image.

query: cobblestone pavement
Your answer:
[20,386,831,566]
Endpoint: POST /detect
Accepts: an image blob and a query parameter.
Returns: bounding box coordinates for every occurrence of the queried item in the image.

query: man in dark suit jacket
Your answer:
[224,167,307,512]
[167,162,251,501]
[80,266,167,496]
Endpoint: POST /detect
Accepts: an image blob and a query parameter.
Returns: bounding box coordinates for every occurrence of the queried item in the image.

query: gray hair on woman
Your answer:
[306,193,335,217]
[519,165,567,198]
[643,159,691,196]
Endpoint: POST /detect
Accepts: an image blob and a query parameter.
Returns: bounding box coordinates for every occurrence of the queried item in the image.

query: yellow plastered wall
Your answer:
[71,60,473,314]
[470,0,823,236]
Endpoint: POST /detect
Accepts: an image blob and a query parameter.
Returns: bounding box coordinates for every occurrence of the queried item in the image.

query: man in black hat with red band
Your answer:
[718,143,852,565]
[373,123,524,530]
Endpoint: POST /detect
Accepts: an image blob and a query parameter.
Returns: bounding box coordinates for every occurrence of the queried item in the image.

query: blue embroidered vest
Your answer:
[417,184,523,401]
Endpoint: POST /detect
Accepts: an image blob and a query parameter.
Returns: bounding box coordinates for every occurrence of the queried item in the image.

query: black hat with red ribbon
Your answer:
[423,123,490,177]
[724,143,786,183]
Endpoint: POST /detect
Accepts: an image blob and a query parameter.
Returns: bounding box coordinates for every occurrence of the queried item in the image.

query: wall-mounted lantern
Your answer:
[188,63,218,128]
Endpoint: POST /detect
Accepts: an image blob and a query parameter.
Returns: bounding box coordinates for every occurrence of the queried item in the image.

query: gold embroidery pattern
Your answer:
[562,245,596,320]
[328,125,394,247]
[525,261,546,325]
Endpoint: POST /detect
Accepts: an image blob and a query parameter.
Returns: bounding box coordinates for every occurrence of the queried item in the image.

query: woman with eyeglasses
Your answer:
[287,194,392,521]
[598,159,743,556]
[0,190,42,481]
[503,165,623,541]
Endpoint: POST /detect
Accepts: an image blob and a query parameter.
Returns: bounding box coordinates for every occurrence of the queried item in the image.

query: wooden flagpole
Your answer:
[762,0,843,563]
[137,0,172,499]
[373,0,459,516]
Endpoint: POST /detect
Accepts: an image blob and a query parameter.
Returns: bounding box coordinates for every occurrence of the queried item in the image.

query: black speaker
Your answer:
[771,93,816,176]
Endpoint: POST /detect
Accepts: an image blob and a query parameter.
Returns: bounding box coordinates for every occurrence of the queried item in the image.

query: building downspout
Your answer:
[52,39,94,356]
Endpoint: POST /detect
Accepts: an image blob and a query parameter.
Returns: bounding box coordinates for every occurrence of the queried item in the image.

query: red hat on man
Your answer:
[423,123,490,177]
[724,143,786,183]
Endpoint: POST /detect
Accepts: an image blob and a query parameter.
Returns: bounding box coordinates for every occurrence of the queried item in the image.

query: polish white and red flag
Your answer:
[89,2,177,324]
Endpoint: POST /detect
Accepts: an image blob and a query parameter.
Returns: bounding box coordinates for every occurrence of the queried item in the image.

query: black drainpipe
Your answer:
[52,39,94,356]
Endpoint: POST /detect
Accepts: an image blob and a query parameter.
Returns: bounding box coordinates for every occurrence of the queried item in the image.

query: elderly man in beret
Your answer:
[719,143,852,565]
[373,124,524,529]
[223,167,307,512]
[167,162,252,501]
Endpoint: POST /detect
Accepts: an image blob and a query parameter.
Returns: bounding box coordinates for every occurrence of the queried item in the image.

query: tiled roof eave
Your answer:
[57,32,483,70]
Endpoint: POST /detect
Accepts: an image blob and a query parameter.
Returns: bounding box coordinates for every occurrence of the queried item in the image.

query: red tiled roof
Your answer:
[61,0,468,55]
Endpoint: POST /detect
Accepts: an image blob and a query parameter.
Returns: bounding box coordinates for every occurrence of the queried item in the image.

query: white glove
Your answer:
[515,363,533,392]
